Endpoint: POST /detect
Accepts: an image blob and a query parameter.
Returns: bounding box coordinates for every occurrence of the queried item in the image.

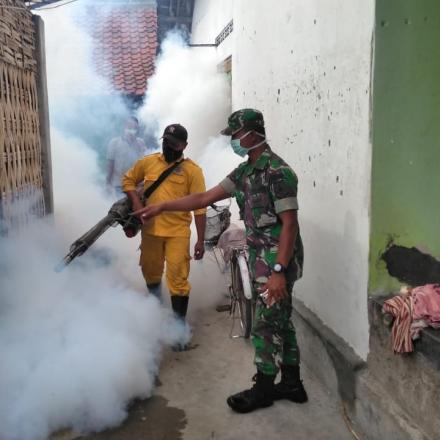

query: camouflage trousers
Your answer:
[248,246,300,376]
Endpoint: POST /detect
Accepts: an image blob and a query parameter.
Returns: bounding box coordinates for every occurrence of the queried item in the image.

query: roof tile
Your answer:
[87,7,157,97]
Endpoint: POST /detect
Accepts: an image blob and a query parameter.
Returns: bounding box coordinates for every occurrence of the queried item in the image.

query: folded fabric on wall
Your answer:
[383,284,440,354]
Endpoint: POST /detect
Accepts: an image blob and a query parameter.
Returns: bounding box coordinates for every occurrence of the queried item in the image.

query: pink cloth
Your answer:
[383,295,413,353]
[412,284,440,329]
[383,284,440,354]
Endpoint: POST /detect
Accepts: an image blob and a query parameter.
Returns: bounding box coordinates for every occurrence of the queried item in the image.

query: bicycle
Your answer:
[204,204,254,339]
[227,244,254,338]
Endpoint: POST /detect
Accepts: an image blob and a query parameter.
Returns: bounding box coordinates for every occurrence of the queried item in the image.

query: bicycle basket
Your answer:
[204,204,231,246]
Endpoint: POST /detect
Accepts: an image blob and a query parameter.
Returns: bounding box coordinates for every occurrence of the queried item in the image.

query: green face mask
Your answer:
[230,138,248,157]
[231,131,266,157]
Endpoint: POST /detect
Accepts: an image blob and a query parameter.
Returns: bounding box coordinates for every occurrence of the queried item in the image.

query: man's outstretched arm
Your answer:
[133,185,230,222]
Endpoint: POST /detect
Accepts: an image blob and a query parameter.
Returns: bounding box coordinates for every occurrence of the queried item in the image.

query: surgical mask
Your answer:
[231,131,266,157]
[163,143,183,163]
[125,128,137,137]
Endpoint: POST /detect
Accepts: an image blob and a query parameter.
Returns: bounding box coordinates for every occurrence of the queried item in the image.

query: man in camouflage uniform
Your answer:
[134,109,308,413]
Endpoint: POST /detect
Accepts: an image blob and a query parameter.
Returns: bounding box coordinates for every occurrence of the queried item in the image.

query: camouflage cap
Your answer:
[220,108,265,136]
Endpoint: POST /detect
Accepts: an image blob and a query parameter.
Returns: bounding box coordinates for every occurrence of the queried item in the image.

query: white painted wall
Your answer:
[191,0,233,63]
[192,0,374,359]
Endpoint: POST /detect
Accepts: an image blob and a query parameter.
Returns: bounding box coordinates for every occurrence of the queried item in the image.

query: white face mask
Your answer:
[125,128,137,137]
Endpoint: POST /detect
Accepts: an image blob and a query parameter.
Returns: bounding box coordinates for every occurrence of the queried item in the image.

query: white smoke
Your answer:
[51,128,145,289]
[138,32,232,158]
[40,2,133,170]
[39,6,107,99]
[138,33,243,314]
[0,5,187,440]
[0,4,240,440]
[0,221,189,440]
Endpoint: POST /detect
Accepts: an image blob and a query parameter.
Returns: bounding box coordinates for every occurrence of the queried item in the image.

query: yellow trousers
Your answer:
[140,234,191,296]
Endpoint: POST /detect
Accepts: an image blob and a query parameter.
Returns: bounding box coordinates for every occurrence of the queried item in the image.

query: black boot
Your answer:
[170,295,189,319]
[227,371,275,413]
[170,295,190,351]
[273,364,308,403]
[147,283,162,301]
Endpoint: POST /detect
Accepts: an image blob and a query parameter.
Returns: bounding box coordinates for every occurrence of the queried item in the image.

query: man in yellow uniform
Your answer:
[122,124,206,323]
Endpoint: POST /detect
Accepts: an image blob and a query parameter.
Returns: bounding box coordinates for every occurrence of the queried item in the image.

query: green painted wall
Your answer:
[370,0,440,294]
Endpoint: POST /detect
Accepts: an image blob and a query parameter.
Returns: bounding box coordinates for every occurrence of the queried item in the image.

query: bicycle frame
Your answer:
[236,250,252,300]
[228,247,254,338]
[208,242,254,339]
[205,218,254,339]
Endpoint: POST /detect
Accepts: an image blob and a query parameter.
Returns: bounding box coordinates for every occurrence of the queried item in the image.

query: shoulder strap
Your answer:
[142,159,184,200]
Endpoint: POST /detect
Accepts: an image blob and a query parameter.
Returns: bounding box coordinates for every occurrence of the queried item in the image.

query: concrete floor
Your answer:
[56,306,355,440]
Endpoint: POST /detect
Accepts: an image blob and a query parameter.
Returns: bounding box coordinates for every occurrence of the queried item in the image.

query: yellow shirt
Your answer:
[122,153,207,237]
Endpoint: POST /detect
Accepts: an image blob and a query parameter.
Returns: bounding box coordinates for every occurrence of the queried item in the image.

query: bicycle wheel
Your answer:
[231,255,253,338]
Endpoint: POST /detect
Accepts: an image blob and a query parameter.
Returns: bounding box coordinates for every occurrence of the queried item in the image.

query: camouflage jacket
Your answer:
[220,147,303,278]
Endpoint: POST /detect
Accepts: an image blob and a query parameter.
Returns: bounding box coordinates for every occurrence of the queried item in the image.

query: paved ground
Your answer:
[54,305,355,440]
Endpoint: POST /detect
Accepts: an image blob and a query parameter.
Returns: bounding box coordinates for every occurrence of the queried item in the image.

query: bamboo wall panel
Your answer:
[0,0,44,233]
[0,0,37,72]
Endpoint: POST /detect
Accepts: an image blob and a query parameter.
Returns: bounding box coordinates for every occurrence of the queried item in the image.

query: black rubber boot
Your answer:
[170,295,189,319]
[147,283,162,301]
[227,371,275,413]
[273,365,308,403]
[170,295,190,351]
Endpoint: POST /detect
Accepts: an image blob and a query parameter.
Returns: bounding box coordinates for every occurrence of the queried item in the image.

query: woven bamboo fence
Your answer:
[0,0,45,234]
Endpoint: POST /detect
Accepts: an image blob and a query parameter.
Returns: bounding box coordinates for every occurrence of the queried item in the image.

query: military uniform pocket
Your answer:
[248,192,277,228]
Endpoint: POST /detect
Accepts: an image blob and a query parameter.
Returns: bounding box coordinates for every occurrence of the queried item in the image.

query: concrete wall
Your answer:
[33,15,54,216]
[369,0,440,294]
[191,0,233,63]
[192,0,375,359]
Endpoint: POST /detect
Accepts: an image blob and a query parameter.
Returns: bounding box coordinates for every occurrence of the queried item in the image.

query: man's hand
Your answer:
[131,201,145,221]
[132,204,163,223]
[263,272,288,306]
[131,200,144,212]
[193,240,205,260]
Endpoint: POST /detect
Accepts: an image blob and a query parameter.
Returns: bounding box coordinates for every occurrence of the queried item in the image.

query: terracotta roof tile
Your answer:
[86,6,157,96]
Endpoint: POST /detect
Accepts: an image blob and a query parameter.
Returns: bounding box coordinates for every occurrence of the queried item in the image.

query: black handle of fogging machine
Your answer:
[121,215,142,238]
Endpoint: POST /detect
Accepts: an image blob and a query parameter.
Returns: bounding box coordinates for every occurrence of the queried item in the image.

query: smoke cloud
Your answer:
[0,2,240,439]
[0,220,189,440]
[139,31,231,157]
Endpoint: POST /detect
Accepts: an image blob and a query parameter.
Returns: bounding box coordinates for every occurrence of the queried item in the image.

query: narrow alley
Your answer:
[1,1,439,439]
[54,306,357,440]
